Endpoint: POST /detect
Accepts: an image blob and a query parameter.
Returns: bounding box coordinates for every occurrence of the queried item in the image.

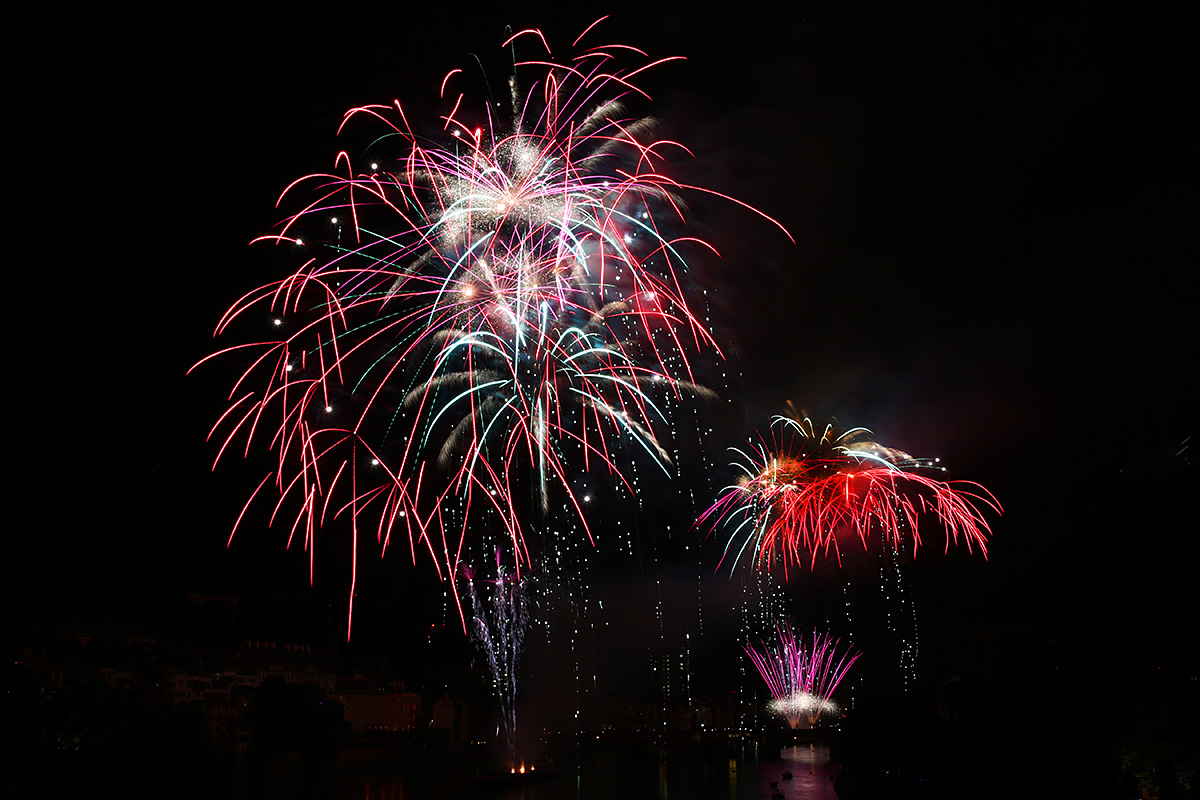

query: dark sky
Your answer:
[17,3,1197,684]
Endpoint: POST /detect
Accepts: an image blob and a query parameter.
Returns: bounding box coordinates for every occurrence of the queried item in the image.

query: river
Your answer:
[331,741,841,800]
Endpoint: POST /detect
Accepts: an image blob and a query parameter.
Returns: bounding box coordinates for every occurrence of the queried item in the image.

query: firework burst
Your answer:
[192,19,783,630]
[745,624,860,729]
[701,412,1001,576]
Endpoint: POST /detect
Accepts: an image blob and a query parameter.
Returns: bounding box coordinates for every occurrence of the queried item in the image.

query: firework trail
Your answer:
[464,553,530,763]
[745,624,860,729]
[191,18,785,630]
[700,411,1001,576]
[405,299,719,546]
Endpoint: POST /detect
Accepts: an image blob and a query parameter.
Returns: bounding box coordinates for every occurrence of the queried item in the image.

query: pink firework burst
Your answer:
[744,624,861,729]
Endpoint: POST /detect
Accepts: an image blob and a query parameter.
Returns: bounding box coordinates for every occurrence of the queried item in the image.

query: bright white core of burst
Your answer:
[768,692,840,719]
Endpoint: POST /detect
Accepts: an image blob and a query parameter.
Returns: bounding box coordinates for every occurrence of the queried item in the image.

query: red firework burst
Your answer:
[700,413,1001,576]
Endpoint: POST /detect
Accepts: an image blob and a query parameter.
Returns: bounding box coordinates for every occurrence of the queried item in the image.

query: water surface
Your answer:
[334,742,840,800]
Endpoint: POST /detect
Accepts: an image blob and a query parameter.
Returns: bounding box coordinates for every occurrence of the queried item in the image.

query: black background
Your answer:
[16,1,1198,689]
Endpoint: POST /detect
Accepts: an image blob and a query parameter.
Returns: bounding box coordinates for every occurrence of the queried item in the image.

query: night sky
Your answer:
[17,2,1198,691]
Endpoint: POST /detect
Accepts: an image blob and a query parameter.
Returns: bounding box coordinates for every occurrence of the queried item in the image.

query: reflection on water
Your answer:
[778,744,841,800]
[334,743,840,800]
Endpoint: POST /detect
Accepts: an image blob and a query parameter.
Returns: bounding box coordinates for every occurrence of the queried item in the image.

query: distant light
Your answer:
[330,216,338,224]
[370,162,379,171]
[284,364,293,372]
[371,458,380,465]
[273,318,282,326]
[295,238,303,245]
[325,406,333,413]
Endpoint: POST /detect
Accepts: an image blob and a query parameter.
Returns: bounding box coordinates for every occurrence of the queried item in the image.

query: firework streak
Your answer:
[745,624,860,729]
[700,415,1001,576]
[192,19,787,630]
[464,554,529,762]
